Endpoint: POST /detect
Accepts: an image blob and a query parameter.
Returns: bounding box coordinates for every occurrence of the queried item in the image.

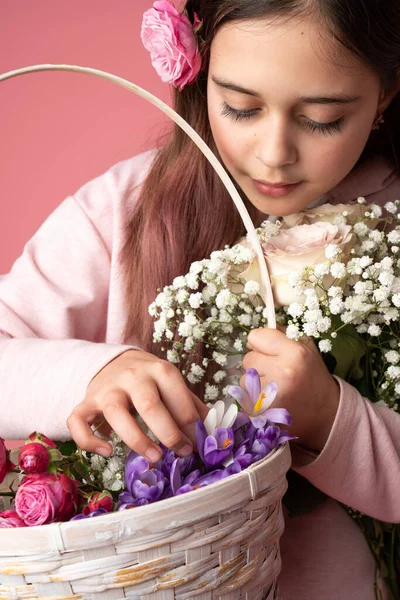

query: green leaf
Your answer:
[57,441,77,457]
[330,325,367,380]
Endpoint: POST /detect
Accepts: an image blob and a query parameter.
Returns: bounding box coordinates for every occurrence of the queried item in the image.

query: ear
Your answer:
[377,78,400,115]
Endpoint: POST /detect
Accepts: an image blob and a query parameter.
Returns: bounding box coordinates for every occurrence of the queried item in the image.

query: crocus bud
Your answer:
[18,442,50,474]
[89,491,114,513]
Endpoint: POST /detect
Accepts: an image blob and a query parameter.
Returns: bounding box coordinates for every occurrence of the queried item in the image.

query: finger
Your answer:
[101,391,164,463]
[153,365,206,443]
[67,403,113,458]
[192,393,209,420]
[242,351,282,379]
[247,327,297,355]
[129,379,194,457]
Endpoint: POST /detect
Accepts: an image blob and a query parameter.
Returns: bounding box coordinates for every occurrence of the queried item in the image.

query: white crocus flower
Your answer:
[203,400,238,435]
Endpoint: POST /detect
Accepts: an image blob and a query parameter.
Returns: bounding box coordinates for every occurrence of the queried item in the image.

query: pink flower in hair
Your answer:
[141,0,202,91]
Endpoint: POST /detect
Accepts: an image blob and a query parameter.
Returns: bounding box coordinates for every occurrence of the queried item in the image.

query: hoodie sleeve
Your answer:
[291,377,400,522]
[0,153,156,440]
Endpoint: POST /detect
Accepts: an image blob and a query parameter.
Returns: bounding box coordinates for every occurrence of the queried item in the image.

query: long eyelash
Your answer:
[221,103,259,121]
[221,102,344,135]
[302,117,344,135]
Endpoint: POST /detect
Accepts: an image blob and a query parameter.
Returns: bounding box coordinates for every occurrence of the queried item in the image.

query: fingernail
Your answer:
[96,446,112,458]
[178,443,193,457]
[146,447,162,463]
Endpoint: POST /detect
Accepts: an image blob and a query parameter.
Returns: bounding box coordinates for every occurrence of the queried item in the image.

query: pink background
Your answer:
[0,0,173,275]
[0,1,175,448]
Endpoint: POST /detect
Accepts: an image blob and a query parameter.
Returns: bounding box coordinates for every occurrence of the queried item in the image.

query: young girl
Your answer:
[1,0,400,597]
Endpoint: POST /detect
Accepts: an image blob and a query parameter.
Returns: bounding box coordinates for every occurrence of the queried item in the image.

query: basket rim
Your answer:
[0,444,291,556]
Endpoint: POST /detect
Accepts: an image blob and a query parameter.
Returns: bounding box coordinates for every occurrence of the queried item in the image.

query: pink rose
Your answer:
[0,438,15,485]
[240,222,353,306]
[141,0,202,91]
[0,510,27,528]
[15,473,79,526]
[18,443,50,474]
[88,491,114,513]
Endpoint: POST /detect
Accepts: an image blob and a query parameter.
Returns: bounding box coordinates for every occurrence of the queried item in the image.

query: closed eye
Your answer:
[221,102,344,135]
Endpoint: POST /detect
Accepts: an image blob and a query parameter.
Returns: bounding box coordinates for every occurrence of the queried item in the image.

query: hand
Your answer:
[67,350,209,461]
[243,328,340,452]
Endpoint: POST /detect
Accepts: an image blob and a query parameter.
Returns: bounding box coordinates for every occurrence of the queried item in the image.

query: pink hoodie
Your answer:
[0,150,399,598]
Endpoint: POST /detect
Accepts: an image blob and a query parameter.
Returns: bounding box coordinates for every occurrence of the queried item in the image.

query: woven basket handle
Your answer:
[0,63,276,328]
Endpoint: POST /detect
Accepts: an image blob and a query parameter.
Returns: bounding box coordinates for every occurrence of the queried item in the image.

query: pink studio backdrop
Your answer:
[0,0,173,275]
[0,1,175,448]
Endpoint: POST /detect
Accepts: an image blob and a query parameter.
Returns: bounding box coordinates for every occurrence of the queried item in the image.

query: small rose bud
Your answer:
[18,443,50,474]
[28,432,56,448]
[0,438,15,484]
[89,491,114,513]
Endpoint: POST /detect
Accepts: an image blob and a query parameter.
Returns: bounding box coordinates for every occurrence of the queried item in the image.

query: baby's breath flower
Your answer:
[238,314,252,326]
[185,273,199,290]
[325,244,341,260]
[287,302,304,318]
[370,204,382,218]
[243,280,260,295]
[387,365,400,380]
[167,349,179,363]
[172,276,186,289]
[205,384,219,401]
[385,201,398,214]
[388,230,400,245]
[286,323,301,340]
[212,351,228,366]
[330,262,346,279]
[233,338,244,352]
[385,350,400,365]
[357,196,366,204]
[368,324,382,337]
[188,292,203,309]
[319,339,332,353]
[213,370,227,383]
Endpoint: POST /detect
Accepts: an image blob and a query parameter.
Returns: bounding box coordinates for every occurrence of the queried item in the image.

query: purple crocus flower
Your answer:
[227,368,291,428]
[119,449,166,508]
[118,496,150,510]
[159,444,194,479]
[195,419,234,468]
[223,441,254,474]
[251,425,296,462]
[70,508,108,521]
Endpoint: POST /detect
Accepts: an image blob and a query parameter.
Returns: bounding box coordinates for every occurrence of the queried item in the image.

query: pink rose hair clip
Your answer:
[141,0,202,91]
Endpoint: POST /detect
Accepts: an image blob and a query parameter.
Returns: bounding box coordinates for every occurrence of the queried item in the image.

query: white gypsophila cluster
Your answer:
[151,205,400,412]
[279,202,400,411]
[149,234,278,401]
[92,433,128,492]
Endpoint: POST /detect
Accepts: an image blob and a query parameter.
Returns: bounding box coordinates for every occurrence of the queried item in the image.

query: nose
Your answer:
[255,116,298,169]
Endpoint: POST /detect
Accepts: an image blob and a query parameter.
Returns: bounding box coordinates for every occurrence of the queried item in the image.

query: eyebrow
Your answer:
[211,75,361,105]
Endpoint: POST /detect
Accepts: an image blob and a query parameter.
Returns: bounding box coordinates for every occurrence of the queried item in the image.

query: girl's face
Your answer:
[207,15,390,216]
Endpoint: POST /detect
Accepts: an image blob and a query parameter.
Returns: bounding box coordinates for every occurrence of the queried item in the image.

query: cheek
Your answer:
[208,104,250,171]
[309,126,372,188]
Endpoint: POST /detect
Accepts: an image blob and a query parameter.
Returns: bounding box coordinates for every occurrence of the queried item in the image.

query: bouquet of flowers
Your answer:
[151,198,400,599]
[0,369,293,527]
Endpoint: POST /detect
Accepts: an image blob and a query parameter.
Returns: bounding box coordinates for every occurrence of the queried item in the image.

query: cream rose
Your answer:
[281,203,368,228]
[239,221,354,306]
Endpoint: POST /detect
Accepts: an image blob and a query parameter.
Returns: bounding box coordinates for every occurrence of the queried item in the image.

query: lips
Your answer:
[253,179,301,198]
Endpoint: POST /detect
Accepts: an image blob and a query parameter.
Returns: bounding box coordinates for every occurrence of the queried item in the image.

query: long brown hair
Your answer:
[122,0,400,353]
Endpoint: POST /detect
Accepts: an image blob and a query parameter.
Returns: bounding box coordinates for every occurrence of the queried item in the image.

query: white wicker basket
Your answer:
[0,65,292,600]
[0,444,290,599]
